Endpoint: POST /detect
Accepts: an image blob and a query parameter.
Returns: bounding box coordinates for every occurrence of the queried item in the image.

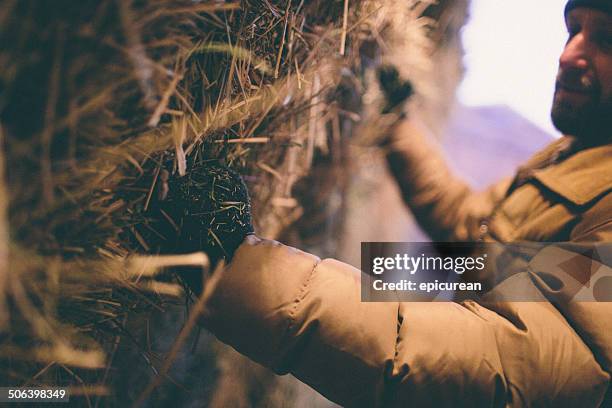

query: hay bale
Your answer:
[0,0,459,404]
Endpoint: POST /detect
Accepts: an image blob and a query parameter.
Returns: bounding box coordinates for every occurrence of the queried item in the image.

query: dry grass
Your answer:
[0,0,442,403]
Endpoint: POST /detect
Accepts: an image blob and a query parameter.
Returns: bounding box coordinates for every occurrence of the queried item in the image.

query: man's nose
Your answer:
[559,33,589,71]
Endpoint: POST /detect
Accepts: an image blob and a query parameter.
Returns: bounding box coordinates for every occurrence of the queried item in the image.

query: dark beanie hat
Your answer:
[565,0,612,16]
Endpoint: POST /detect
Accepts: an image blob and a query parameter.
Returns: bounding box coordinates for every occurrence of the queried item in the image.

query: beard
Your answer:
[551,68,612,145]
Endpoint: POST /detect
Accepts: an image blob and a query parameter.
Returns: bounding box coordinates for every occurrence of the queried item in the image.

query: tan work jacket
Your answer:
[202,131,612,407]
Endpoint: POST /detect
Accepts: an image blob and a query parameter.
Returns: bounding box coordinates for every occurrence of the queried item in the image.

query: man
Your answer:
[186,1,612,406]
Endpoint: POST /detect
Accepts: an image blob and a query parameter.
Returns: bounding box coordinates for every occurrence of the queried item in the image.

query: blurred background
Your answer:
[460,0,568,136]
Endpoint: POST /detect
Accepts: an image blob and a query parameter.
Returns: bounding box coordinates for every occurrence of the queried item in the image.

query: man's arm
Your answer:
[385,119,511,241]
[200,234,611,407]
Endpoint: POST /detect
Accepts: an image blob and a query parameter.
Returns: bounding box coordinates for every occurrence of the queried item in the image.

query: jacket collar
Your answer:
[529,137,612,206]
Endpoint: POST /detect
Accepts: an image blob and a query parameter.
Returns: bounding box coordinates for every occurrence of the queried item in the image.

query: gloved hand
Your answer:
[371,65,414,148]
[160,164,254,270]
[377,65,414,115]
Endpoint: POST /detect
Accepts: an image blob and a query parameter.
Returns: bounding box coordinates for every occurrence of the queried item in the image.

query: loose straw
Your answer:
[0,126,7,328]
[340,0,349,55]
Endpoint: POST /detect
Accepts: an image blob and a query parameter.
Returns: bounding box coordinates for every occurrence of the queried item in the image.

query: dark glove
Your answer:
[161,164,254,268]
[377,65,414,115]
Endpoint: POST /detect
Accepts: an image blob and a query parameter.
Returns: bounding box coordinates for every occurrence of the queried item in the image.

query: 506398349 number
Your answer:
[0,387,69,403]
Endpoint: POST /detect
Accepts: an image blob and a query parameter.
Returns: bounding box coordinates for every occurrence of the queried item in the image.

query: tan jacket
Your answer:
[202,130,612,407]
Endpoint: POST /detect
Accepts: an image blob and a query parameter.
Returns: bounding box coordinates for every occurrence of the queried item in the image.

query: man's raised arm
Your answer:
[385,119,511,241]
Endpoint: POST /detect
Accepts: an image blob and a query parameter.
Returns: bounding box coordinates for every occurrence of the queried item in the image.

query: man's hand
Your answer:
[160,164,254,267]
[377,65,414,115]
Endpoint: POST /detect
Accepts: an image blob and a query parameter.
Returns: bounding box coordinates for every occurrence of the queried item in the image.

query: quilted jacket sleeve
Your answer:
[200,234,611,408]
[385,119,511,241]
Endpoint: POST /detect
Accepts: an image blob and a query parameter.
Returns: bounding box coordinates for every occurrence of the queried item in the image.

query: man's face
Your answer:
[552,8,612,143]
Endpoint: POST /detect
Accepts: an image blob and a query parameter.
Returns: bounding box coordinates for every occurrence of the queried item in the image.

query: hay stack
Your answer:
[0,0,457,404]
